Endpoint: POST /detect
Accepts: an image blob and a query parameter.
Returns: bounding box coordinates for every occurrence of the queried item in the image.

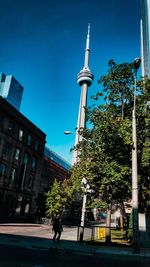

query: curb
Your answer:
[29,243,150,260]
[0,235,150,260]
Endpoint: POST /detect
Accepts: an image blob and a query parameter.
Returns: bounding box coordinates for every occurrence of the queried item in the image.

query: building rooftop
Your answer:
[44,146,71,171]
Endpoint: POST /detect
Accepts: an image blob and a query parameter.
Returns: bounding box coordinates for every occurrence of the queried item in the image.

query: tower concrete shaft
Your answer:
[73,25,94,165]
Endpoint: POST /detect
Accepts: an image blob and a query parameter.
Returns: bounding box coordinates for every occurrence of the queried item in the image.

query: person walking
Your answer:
[52,214,63,243]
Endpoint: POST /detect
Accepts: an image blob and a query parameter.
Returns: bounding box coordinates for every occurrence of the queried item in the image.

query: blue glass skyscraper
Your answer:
[0,72,23,110]
[141,0,150,77]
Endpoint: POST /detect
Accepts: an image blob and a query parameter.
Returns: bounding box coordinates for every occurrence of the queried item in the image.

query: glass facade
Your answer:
[44,146,71,171]
[0,73,24,110]
[141,0,150,77]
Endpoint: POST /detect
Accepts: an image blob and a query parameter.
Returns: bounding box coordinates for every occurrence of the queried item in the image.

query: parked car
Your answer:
[96,211,106,221]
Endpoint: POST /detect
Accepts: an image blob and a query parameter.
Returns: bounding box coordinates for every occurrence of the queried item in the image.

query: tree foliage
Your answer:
[45,179,71,218]
[71,60,150,211]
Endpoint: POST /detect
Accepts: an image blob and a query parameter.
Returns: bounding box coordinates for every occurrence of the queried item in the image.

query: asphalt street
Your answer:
[0,244,150,267]
[0,223,150,267]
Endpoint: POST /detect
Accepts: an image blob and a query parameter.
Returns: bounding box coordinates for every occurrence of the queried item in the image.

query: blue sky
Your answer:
[0,0,141,164]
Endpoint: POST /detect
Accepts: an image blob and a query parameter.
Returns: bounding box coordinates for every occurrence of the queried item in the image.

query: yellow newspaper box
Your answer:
[97,227,106,239]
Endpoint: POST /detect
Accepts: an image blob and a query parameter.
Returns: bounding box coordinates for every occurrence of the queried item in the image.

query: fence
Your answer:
[77,225,130,246]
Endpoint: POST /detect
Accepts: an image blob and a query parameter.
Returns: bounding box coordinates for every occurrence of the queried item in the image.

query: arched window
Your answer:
[31,157,37,170]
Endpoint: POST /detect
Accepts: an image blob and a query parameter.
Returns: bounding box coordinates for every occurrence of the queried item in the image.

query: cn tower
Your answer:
[73,24,94,164]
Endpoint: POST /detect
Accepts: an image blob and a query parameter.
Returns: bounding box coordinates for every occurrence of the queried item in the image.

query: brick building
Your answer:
[0,96,46,220]
[38,147,71,216]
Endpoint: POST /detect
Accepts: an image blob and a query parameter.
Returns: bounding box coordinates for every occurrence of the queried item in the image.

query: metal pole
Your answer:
[81,190,87,227]
[132,59,140,253]
[79,188,87,242]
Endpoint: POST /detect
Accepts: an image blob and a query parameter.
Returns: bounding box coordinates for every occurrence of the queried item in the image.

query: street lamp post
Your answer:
[64,131,93,242]
[79,177,91,242]
[64,130,79,165]
[64,130,87,164]
[132,57,141,253]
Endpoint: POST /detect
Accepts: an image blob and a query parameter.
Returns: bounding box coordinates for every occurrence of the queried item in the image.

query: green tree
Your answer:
[71,59,150,216]
[70,60,150,244]
[45,179,70,218]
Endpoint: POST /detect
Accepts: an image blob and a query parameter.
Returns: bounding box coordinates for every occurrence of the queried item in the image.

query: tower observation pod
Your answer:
[73,24,94,165]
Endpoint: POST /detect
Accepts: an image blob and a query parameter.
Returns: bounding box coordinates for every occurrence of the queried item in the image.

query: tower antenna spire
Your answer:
[88,23,90,34]
[84,23,91,69]
[73,24,94,165]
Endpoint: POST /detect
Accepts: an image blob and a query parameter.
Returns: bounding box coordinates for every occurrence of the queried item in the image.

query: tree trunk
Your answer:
[106,205,111,245]
[120,202,125,232]
[120,212,124,233]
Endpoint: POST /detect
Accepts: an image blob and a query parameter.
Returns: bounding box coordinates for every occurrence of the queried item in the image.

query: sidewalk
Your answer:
[0,223,150,260]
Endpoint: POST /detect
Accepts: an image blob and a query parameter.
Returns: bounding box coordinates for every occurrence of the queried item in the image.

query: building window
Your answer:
[23,153,30,165]
[14,148,21,161]
[10,168,17,184]
[19,129,23,141]
[2,142,11,157]
[27,135,32,146]
[15,196,22,214]
[34,140,39,151]
[0,163,6,179]
[28,175,33,188]
[31,157,37,170]
[19,164,27,190]
[25,202,30,214]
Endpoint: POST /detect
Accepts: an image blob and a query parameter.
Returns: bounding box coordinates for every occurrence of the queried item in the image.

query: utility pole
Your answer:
[132,57,141,253]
